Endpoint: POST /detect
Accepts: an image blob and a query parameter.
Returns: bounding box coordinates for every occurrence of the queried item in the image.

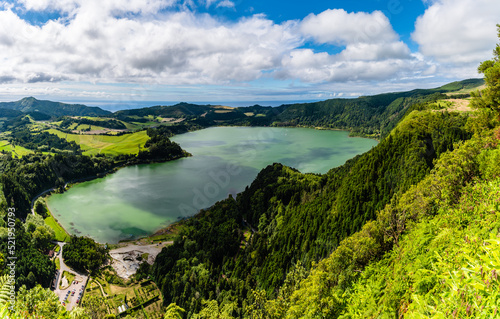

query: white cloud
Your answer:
[0,3,302,85]
[277,9,423,83]
[0,2,436,91]
[413,0,500,76]
[18,0,176,15]
[300,9,399,45]
[216,0,234,9]
[279,49,426,83]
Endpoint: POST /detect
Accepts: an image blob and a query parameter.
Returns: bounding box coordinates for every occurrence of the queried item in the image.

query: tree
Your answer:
[32,225,55,250]
[472,24,500,113]
[164,303,185,319]
[63,236,109,274]
[15,285,65,318]
[35,201,48,218]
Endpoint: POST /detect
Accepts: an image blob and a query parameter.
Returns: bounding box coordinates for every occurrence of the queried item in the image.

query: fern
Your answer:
[0,275,12,307]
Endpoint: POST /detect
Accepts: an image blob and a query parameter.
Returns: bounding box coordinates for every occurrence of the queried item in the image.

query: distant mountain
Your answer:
[0,97,111,118]
[112,78,484,138]
[1,78,484,135]
[114,102,214,118]
[0,108,24,118]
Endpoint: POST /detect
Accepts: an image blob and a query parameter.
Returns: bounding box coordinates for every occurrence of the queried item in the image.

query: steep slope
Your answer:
[152,106,473,317]
[264,124,499,318]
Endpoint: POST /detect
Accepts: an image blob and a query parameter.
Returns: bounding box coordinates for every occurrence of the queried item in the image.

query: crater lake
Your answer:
[46,127,377,243]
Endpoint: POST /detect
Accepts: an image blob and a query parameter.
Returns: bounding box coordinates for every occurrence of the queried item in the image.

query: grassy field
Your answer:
[0,140,34,157]
[47,129,149,156]
[44,203,71,242]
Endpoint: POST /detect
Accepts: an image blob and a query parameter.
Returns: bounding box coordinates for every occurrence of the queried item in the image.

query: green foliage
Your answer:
[471,24,500,113]
[35,201,48,218]
[164,303,186,319]
[341,176,500,318]
[81,294,109,319]
[63,236,108,274]
[59,117,127,130]
[138,127,187,162]
[192,299,237,319]
[10,128,81,153]
[0,219,55,290]
[0,275,12,307]
[14,285,65,318]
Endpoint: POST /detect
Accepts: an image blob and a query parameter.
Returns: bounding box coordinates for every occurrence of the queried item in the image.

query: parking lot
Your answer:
[52,242,89,311]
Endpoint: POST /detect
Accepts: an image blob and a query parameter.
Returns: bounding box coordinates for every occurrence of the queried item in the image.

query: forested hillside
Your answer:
[151,103,474,317]
[0,97,111,118]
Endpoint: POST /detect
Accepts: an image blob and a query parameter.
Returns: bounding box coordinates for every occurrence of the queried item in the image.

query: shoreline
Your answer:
[45,194,184,247]
[41,125,377,245]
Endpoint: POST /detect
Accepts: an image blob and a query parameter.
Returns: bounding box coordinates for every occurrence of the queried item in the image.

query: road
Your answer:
[52,242,89,311]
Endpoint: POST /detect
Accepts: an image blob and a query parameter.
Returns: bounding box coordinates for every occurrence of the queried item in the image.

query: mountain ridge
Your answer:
[0,79,483,123]
[0,96,111,118]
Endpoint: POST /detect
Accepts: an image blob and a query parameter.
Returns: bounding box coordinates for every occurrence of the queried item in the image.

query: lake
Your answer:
[46,127,377,243]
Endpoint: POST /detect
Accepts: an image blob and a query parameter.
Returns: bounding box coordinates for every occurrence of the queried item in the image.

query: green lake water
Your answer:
[46,127,377,243]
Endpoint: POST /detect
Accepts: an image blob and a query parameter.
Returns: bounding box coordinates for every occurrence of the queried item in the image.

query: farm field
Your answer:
[46,129,149,155]
[0,140,34,157]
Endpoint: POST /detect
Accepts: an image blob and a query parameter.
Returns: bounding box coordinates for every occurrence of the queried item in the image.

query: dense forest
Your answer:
[58,117,127,130]
[63,236,109,274]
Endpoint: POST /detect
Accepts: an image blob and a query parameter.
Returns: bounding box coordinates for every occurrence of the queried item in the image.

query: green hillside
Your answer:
[0,97,111,118]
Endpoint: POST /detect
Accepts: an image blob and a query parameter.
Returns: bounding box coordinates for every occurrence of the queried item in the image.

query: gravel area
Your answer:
[109,242,171,279]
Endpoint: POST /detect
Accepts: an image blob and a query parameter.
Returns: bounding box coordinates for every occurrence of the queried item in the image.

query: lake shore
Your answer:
[44,126,377,244]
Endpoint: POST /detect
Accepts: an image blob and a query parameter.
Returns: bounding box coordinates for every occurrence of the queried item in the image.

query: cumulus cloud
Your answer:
[413,0,500,76]
[279,49,426,83]
[300,9,399,45]
[216,0,235,9]
[0,2,435,88]
[278,9,420,83]
[0,3,302,85]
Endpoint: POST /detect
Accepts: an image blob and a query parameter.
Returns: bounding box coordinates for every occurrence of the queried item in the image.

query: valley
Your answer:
[0,77,497,318]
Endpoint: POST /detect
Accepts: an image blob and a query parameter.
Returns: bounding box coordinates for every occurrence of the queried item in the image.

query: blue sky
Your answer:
[0,0,498,108]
